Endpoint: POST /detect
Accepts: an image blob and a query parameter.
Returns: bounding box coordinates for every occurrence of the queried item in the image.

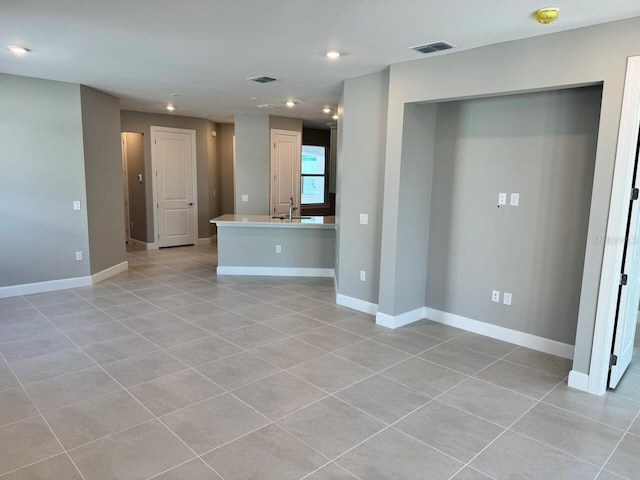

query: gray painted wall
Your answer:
[425,88,600,345]
[124,133,147,242]
[0,74,90,286]
[80,86,126,275]
[120,111,218,242]
[336,71,389,304]
[269,115,302,134]
[375,17,640,374]
[217,227,335,268]
[379,103,438,316]
[217,124,235,214]
[234,114,270,215]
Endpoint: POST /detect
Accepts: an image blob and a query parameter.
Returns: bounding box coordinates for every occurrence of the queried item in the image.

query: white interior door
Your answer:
[121,134,130,243]
[152,128,197,248]
[271,129,301,215]
[610,145,640,388]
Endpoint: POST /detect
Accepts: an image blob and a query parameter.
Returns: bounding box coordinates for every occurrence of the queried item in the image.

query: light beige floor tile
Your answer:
[103,350,187,387]
[237,303,292,321]
[471,431,599,480]
[193,312,256,334]
[336,375,429,424]
[0,332,75,362]
[334,339,410,372]
[26,367,121,412]
[203,424,326,480]
[0,454,82,480]
[0,296,31,314]
[39,300,96,318]
[302,305,360,323]
[382,357,467,397]
[336,428,462,480]
[0,416,63,475]
[252,337,326,369]
[148,293,203,310]
[277,396,385,458]
[151,458,221,480]
[65,321,134,345]
[396,400,503,462]
[373,329,442,355]
[404,319,466,341]
[451,468,493,480]
[271,296,326,313]
[512,403,624,466]
[439,378,536,427]
[333,314,389,338]
[120,311,186,333]
[420,343,497,375]
[288,353,371,393]
[141,323,210,348]
[26,290,81,307]
[89,292,142,308]
[49,309,113,330]
[197,352,282,390]
[233,371,326,420]
[129,370,223,416]
[81,334,158,364]
[11,347,94,384]
[169,302,226,320]
[295,326,362,352]
[219,324,288,349]
[0,318,57,342]
[451,332,518,357]
[305,463,358,479]
[70,420,194,480]
[162,394,269,454]
[0,387,37,426]
[604,433,640,480]
[166,335,240,367]
[44,390,152,449]
[102,300,162,320]
[475,360,562,399]
[263,313,326,335]
[504,347,573,378]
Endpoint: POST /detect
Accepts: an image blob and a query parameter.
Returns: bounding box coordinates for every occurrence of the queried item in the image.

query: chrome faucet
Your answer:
[288,197,297,221]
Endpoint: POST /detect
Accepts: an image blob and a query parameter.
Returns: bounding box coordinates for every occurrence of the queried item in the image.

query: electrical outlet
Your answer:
[360,270,366,282]
[276,245,281,253]
[491,290,500,303]
[510,193,520,206]
[360,214,368,225]
[503,292,512,306]
[498,193,506,206]
[73,201,81,211]
[75,251,83,261]
[241,195,249,202]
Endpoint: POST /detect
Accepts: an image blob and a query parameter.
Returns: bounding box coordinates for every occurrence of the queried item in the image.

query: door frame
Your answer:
[121,133,131,243]
[586,56,640,395]
[270,128,302,214]
[150,126,198,248]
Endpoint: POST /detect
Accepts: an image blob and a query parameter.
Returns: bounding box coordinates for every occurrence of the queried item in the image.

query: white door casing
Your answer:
[610,143,640,388]
[151,127,198,248]
[121,134,130,242]
[271,129,301,215]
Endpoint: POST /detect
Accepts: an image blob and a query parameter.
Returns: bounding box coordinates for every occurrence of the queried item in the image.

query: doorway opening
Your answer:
[121,132,146,246]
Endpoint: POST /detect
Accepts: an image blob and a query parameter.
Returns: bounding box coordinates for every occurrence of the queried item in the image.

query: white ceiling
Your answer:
[1,1,639,126]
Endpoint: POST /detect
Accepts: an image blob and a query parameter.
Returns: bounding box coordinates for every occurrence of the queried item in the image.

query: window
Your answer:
[301,145,327,204]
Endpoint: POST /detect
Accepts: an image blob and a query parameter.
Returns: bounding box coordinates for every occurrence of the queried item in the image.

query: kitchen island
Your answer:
[210,215,336,277]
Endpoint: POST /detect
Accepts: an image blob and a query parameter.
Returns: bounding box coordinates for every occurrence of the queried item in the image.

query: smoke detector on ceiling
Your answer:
[247,75,278,83]
[409,41,456,55]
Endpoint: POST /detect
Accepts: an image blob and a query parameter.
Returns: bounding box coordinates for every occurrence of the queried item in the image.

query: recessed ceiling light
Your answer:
[201,114,209,117]
[165,105,176,111]
[323,108,331,114]
[286,100,295,108]
[8,45,30,56]
[326,51,341,59]
[332,114,339,120]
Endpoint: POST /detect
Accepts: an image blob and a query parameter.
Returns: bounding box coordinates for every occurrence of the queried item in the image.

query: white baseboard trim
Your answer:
[217,266,335,277]
[196,235,216,246]
[0,261,130,299]
[424,307,575,359]
[336,294,378,315]
[568,370,590,392]
[376,307,426,329]
[0,276,92,298]
[128,238,158,250]
[91,261,128,284]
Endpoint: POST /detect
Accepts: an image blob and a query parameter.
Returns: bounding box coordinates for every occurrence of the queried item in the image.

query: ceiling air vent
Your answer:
[256,104,280,109]
[410,41,456,54]
[247,75,278,83]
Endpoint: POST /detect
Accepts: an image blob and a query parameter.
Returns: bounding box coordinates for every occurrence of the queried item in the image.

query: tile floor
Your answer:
[0,244,639,479]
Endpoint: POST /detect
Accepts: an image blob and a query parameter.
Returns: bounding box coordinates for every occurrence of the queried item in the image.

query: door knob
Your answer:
[188,202,194,206]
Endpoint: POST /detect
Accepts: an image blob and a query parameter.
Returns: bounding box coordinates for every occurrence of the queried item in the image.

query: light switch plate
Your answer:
[360,214,368,225]
[503,292,512,306]
[498,193,507,206]
[510,193,520,206]
[241,195,249,202]
[276,245,281,253]
[75,251,83,261]
[360,270,366,281]
[73,201,81,211]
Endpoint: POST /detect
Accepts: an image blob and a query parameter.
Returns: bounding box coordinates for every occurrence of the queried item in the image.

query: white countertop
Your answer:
[211,214,336,229]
